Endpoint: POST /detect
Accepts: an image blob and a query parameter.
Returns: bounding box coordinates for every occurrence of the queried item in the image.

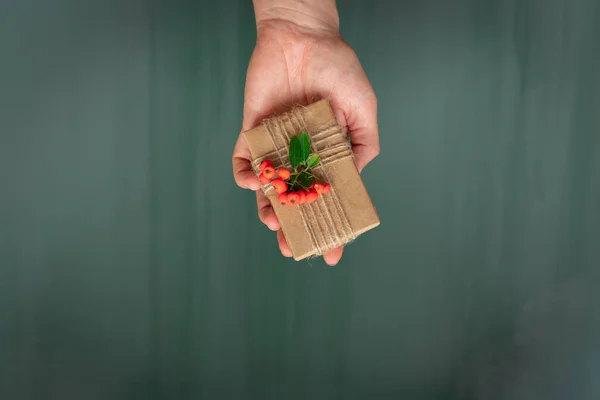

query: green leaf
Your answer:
[306,154,321,169]
[295,171,314,190]
[299,132,311,164]
[289,136,302,168]
[289,171,314,191]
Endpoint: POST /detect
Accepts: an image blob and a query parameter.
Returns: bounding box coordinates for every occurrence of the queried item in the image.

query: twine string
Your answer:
[253,106,356,255]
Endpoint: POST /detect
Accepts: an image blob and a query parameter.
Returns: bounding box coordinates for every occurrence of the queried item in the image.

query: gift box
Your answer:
[243,100,380,260]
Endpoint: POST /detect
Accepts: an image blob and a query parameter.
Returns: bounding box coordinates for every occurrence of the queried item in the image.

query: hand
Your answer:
[232,6,379,266]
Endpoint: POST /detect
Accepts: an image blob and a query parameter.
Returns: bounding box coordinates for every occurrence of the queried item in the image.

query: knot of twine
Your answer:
[251,106,356,255]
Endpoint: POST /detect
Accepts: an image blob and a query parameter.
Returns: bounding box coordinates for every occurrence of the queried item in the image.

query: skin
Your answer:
[232,0,379,266]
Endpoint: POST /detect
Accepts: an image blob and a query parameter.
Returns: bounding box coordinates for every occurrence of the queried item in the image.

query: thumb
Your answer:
[347,96,379,172]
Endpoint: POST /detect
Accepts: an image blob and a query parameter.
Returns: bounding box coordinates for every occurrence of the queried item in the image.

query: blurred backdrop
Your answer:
[1,0,600,399]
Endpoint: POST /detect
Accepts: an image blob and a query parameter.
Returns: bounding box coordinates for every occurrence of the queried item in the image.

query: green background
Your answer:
[2,0,600,399]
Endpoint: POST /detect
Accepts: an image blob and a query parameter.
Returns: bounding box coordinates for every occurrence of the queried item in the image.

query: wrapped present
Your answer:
[243,100,380,261]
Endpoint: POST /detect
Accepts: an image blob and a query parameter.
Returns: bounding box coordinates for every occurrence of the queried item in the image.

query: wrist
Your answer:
[253,0,339,36]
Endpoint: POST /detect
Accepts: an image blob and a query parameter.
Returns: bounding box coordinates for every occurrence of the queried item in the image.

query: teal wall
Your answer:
[1,0,599,399]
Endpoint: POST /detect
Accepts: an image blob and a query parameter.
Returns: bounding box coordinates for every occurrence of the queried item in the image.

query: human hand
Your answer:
[232,1,379,266]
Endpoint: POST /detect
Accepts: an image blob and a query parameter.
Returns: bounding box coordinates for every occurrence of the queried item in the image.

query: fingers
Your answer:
[257,191,280,231]
[232,134,261,190]
[256,190,289,257]
[275,227,343,264]
[256,190,290,257]
[352,141,380,173]
[277,230,293,257]
[347,94,379,172]
[323,246,344,266]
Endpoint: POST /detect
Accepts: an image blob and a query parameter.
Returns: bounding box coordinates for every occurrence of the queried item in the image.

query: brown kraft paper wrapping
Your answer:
[243,100,380,261]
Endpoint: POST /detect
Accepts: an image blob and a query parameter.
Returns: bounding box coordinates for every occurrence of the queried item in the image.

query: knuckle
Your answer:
[234,176,245,189]
[370,94,378,108]
[371,143,381,158]
[257,208,265,223]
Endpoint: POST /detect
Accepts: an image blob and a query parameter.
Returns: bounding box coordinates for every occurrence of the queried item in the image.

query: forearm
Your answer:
[253,0,339,34]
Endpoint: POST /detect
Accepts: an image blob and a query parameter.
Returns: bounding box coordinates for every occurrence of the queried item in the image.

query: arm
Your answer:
[233,0,378,265]
[252,0,339,34]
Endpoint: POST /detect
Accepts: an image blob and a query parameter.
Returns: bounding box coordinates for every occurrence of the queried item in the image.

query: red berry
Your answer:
[277,168,291,180]
[314,183,324,194]
[288,193,300,205]
[322,183,331,194]
[271,178,288,194]
[306,190,319,203]
[259,173,271,184]
[278,192,288,206]
[259,159,272,171]
[263,166,275,179]
[298,190,307,204]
